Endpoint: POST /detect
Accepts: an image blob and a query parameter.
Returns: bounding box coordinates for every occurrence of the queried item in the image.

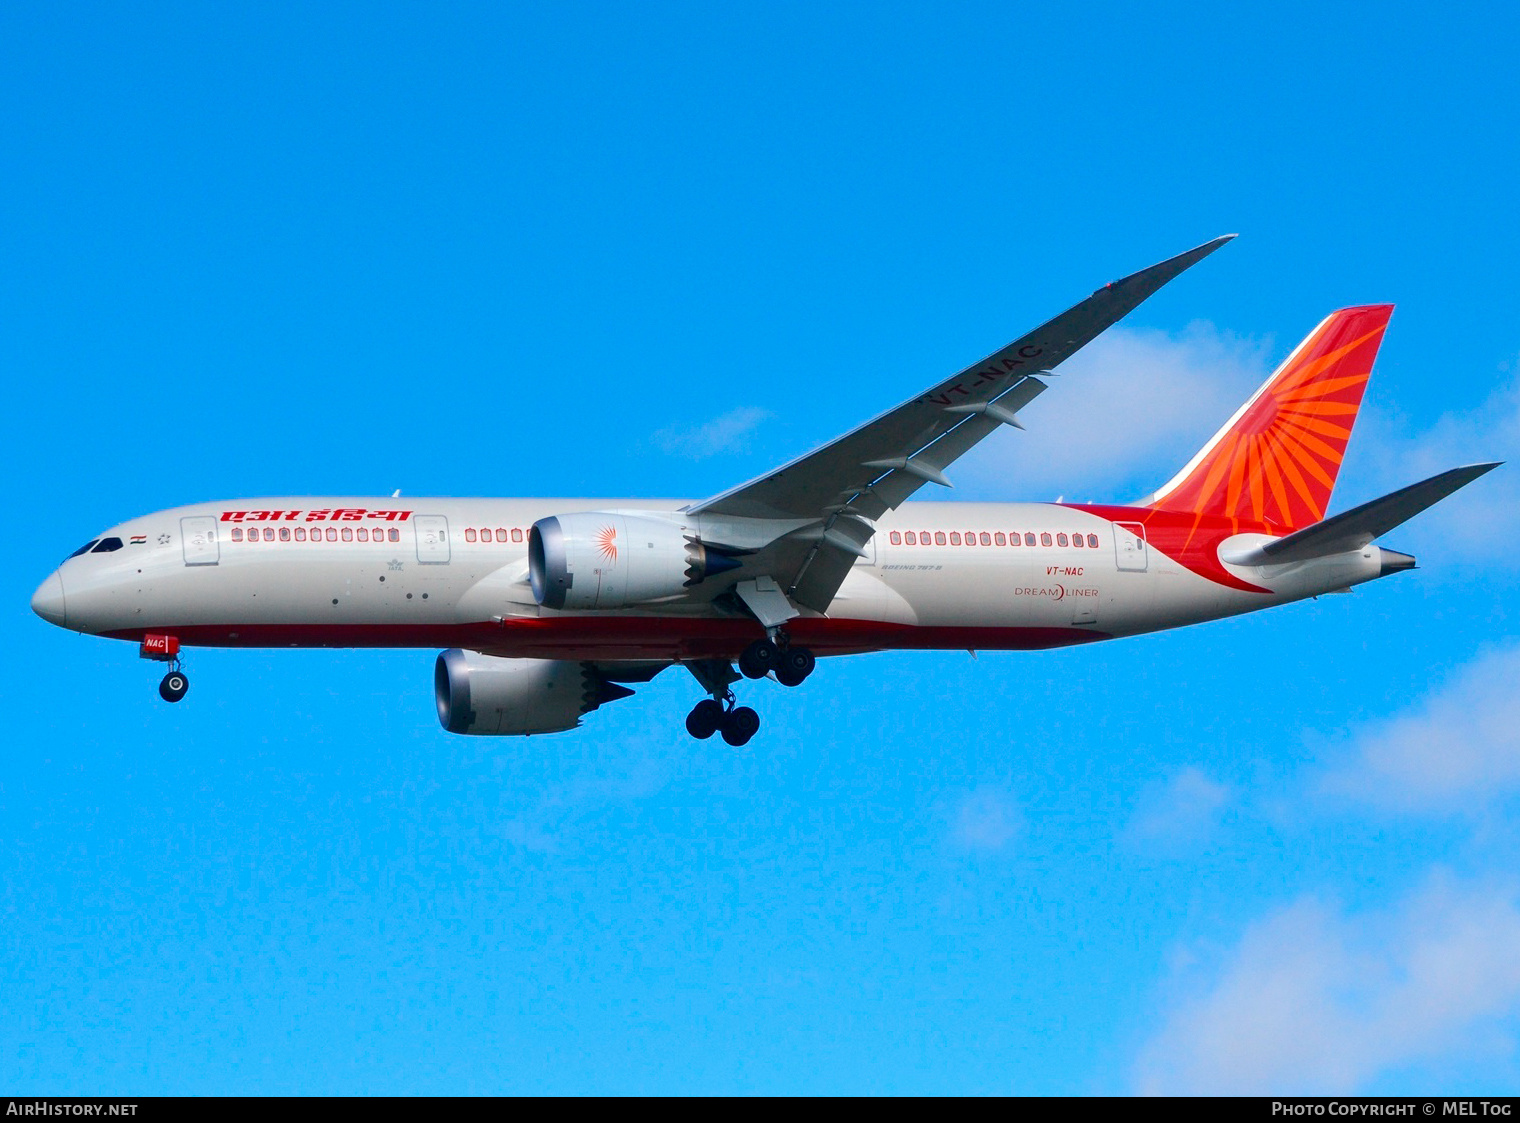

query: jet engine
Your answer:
[434,649,633,735]
[528,512,742,610]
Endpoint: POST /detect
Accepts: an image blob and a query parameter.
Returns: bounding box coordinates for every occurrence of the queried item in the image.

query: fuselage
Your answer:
[31,496,1394,663]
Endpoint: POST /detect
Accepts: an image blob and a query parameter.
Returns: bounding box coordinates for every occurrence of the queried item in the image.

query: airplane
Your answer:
[30,236,1499,747]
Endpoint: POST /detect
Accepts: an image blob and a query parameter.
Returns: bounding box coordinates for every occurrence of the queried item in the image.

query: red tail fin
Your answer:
[1143,305,1393,530]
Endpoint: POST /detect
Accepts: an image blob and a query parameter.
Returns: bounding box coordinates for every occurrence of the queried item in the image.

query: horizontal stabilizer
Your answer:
[1221,462,1501,566]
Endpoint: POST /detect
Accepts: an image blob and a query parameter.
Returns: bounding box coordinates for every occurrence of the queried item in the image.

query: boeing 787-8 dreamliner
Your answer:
[30,237,1498,745]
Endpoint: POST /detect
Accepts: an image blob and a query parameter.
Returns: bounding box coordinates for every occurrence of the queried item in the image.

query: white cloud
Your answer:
[1135,874,1520,1094]
[1317,644,1520,815]
[1125,767,1233,853]
[1348,367,1519,563]
[947,786,1022,853]
[949,319,1514,559]
[956,321,1272,503]
[652,406,772,460]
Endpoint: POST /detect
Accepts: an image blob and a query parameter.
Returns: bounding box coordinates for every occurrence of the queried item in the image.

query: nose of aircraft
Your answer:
[31,570,66,627]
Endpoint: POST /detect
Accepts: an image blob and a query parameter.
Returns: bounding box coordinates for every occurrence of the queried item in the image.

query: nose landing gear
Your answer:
[140,633,189,704]
[158,667,189,703]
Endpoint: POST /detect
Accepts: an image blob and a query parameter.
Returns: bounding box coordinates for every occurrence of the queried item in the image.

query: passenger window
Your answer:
[920,530,931,543]
[934,532,947,545]
[497,529,509,543]
[905,531,917,545]
[92,537,124,553]
[1025,533,1036,546]
[341,528,353,542]
[994,532,1006,546]
[512,528,524,543]
[889,531,902,545]
[1041,532,1053,546]
[980,532,991,546]
[357,528,369,542]
[326,527,338,541]
[1088,534,1099,548]
[388,528,400,542]
[949,532,961,546]
[1057,533,1068,547]
[231,528,243,542]
[263,528,275,541]
[465,528,477,543]
[279,527,291,542]
[1073,534,1084,548]
[295,528,306,542]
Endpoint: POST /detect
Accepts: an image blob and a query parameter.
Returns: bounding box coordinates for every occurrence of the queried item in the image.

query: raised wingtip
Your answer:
[1181,234,1236,256]
[1168,233,1237,265]
[1105,234,1236,294]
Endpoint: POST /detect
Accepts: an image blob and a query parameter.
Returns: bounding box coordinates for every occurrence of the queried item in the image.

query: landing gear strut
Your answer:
[140,633,188,703]
[683,657,759,747]
[682,633,817,745]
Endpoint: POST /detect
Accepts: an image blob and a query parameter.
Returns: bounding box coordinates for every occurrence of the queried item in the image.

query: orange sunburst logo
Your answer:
[1151,305,1392,531]
[596,525,618,562]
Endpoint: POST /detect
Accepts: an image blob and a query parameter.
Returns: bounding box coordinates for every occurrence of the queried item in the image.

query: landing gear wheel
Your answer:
[775,646,815,687]
[159,670,189,703]
[685,698,725,739]
[720,705,760,747]
[738,638,780,679]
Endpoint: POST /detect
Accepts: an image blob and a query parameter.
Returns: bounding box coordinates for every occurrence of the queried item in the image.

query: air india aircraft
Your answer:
[30,237,1498,746]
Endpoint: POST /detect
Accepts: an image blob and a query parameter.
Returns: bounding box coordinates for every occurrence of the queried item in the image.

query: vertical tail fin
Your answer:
[1142,304,1393,530]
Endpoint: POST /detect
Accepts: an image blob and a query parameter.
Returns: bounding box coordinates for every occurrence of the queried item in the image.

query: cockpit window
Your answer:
[67,540,100,559]
[91,537,124,553]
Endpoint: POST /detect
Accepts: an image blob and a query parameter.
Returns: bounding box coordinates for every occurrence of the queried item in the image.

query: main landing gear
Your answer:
[738,636,815,687]
[682,634,817,746]
[684,695,761,747]
[140,633,189,703]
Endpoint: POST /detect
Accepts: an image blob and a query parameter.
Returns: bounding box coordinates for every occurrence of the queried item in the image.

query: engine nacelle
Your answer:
[528,511,742,610]
[434,649,633,736]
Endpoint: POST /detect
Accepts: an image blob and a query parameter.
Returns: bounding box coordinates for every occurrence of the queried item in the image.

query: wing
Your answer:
[689,235,1236,612]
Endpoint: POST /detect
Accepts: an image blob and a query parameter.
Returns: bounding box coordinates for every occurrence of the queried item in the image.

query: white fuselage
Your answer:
[35,496,1390,663]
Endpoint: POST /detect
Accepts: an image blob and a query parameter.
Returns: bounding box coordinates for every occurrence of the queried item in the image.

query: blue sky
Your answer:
[4,2,1519,1094]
